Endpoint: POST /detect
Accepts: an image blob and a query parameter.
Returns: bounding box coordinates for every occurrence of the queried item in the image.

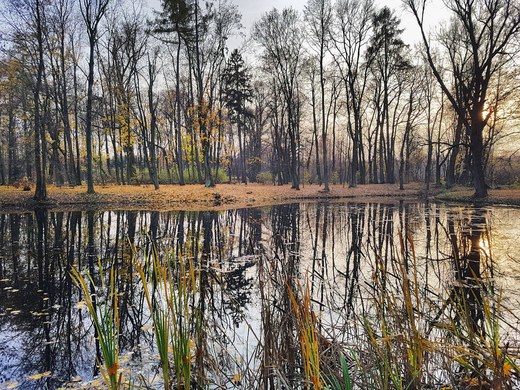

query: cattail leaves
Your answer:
[70,264,121,390]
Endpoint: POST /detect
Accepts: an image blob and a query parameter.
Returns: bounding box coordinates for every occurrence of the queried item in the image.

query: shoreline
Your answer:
[1,183,519,212]
[0,183,426,212]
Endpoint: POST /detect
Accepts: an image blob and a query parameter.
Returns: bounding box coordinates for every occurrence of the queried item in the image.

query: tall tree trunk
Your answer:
[470,118,488,198]
[310,78,321,184]
[147,56,159,190]
[7,104,16,185]
[34,0,47,201]
[175,33,185,185]
[85,35,95,194]
[194,0,213,188]
[320,20,329,192]
[238,118,247,183]
[446,116,463,188]
[60,30,76,186]
[73,51,82,185]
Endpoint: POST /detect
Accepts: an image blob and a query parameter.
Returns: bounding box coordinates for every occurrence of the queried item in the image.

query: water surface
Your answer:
[0,201,519,388]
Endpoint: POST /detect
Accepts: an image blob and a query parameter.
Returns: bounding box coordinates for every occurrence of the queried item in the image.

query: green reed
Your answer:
[70,260,121,389]
[324,353,353,390]
[137,247,171,390]
[137,245,198,390]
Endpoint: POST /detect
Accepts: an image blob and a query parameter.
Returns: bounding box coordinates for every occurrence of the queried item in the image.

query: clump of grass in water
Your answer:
[444,281,519,389]
[137,246,198,389]
[346,230,520,389]
[358,231,449,389]
[71,260,121,389]
[288,277,323,389]
[137,248,171,390]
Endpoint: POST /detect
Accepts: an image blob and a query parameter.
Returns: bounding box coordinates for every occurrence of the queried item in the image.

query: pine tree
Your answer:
[222,49,252,183]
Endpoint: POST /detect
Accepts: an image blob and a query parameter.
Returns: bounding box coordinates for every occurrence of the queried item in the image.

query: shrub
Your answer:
[256,171,274,184]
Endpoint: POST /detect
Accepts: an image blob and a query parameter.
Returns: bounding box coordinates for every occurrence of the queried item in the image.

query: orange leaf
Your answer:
[504,361,513,377]
[107,363,119,377]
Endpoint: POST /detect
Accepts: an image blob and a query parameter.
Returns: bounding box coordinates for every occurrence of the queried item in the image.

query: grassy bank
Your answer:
[435,186,520,207]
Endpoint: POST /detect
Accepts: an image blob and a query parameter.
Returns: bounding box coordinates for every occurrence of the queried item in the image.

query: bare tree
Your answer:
[3,0,50,199]
[305,0,332,191]
[45,0,77,186]
[367,7,409,184]
[253,8,304,190]
[331,0,374,187]
[80,0,110,194]
[33,0,46,200]
[405,0,520,198]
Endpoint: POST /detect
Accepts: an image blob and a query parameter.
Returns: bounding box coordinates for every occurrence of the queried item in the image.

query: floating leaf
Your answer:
[2,380,18,389]
[27,371,51,380]
[74,301,86,310]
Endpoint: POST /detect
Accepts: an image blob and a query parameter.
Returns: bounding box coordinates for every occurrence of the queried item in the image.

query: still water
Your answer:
[0,201,519,389]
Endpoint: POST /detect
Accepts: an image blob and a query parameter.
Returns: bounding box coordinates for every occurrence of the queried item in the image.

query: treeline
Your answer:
[0,0,519,199]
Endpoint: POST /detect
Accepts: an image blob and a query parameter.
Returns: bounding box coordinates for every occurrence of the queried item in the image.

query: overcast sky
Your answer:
[147,0,450,52]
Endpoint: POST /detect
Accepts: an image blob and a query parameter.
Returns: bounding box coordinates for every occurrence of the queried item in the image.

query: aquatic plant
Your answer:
[288,277,323,389]
[137,248,171,390]
[137,244,198,390]
[70,261,121,389]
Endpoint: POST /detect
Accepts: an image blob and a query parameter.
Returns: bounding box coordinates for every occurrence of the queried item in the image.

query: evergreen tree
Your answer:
[367,7,409,183]
[222,49,252,183]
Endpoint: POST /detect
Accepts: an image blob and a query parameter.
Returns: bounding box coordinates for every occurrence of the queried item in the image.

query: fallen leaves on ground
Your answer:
[0,183,426,211]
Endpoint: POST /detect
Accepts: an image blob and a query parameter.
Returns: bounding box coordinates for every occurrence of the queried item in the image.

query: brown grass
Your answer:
[0,182,425,211]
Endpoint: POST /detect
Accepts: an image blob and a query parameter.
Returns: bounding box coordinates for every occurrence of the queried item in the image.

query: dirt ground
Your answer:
[0,182,427,211]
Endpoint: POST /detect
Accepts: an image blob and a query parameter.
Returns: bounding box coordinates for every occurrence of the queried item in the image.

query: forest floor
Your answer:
[0,182,427,211]
[1,182,519,211]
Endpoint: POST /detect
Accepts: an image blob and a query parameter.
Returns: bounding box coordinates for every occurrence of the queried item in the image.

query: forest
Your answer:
[0,0,519,201]
[2,1,520,388]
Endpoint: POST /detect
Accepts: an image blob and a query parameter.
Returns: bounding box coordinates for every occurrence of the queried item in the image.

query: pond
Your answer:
[0,201,519,389]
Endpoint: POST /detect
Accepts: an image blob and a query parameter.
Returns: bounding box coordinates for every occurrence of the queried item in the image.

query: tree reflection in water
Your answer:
[0,202,518,388]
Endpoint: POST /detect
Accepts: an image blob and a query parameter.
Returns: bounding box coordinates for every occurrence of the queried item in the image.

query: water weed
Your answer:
[70,261,121,389]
